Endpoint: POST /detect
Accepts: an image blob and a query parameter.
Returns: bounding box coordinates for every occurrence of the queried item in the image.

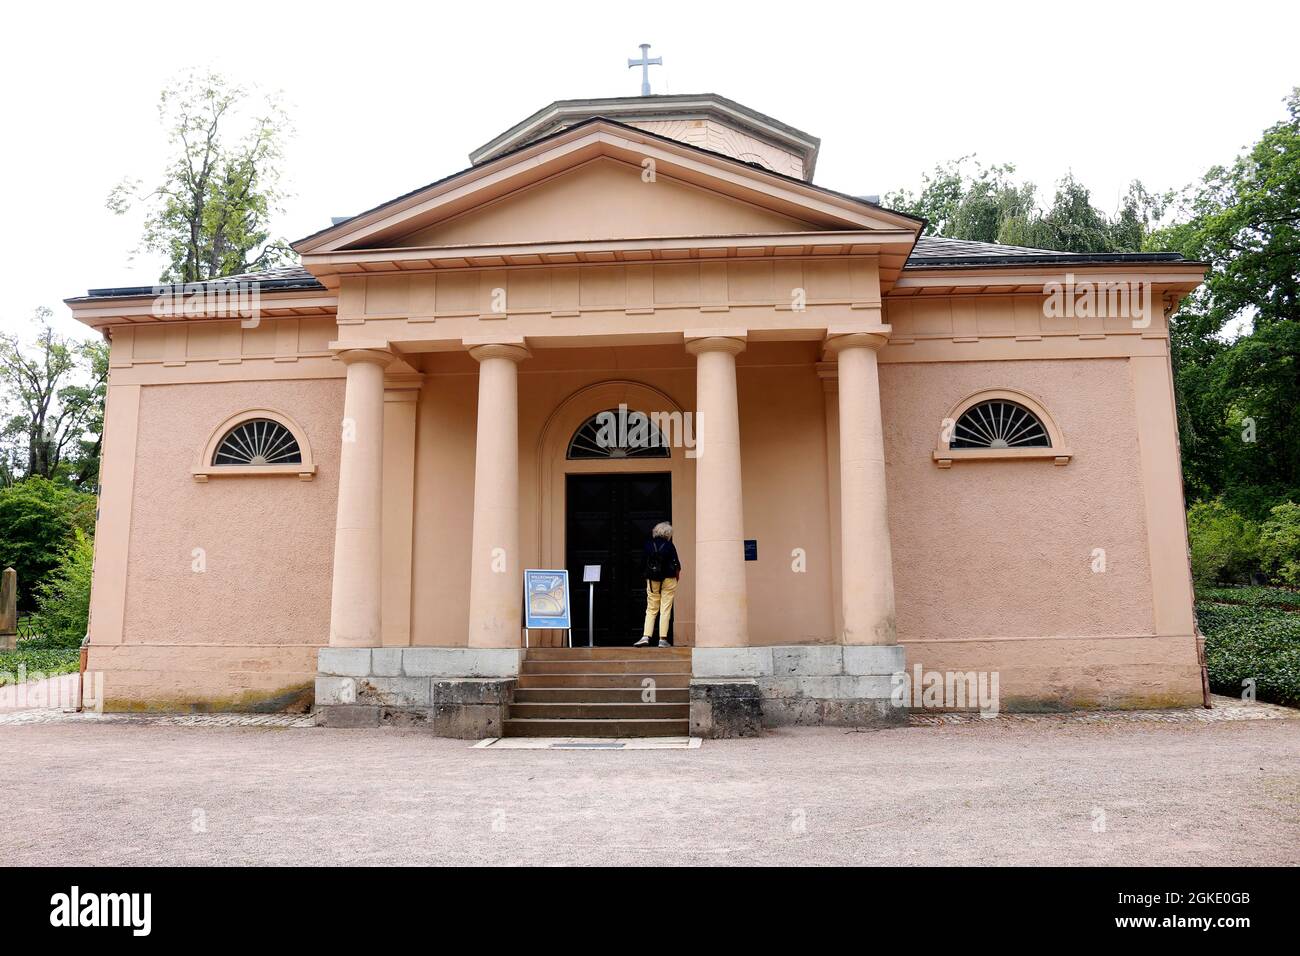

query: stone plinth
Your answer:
[689,679,762,738]
[315,647,519,738]
[692,644,907,729]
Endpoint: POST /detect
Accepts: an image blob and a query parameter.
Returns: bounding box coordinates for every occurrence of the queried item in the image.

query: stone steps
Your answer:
[505,648,694,737]
[503,717,690,738]
[524,646,691,661]
[521,658,692,675]
[509,701,688,720]
[516,672,691,689]
[513,686,689,703]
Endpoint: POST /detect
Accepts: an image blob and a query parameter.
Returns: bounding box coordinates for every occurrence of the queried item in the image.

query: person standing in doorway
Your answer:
[634,521,681,647]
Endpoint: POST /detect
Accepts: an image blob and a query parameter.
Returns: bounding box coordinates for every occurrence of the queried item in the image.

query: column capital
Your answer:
[467,342,530,363]
[685,334,747,357]
[335,346,396,367]
[824,328,891,355]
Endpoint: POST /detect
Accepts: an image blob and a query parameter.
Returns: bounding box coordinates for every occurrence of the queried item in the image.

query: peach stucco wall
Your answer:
[88,376,344,709]
[885,358,1154,641]
[878,358,1199,707]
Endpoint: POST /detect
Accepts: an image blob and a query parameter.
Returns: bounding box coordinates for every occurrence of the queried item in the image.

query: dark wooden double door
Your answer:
[565,472,673,646]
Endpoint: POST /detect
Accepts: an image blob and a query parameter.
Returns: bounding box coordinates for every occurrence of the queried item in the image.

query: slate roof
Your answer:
[74,265,326,300]
[907,235,1186,268]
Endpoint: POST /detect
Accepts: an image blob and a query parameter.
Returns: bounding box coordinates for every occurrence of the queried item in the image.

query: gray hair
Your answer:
[652,521,673,540]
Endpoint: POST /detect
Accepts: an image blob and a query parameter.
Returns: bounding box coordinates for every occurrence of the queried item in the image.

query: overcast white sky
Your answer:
[2,0,1296,342]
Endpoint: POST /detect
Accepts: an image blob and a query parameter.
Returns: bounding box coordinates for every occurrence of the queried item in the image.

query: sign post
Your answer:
[523,569,573,648]
[582,565,601,647]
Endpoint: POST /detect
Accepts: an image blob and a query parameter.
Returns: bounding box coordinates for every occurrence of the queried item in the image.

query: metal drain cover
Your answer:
[549,741,625,749]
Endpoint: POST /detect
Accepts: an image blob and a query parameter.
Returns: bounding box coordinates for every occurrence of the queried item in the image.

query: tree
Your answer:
[107,70,294,283]
[1151,88,1300,516]
[0,478,96,612]
[886,159,1165,253]
[0,308,107,489]
[885,157,1035,243]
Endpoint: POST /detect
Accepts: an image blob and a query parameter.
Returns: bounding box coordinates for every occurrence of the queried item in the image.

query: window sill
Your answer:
[193,464,317,482]
[933,448,1072,469]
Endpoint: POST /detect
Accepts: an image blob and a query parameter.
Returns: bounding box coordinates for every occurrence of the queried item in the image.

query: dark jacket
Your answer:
[643,538,681,581]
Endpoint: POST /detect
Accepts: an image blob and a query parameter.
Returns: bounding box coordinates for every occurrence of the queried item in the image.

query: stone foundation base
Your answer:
[315,648,519,737]
[691,644,908,733]
[690,680,762,738]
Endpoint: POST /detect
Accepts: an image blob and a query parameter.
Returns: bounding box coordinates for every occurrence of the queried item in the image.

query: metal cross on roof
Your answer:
[627,43,662,96]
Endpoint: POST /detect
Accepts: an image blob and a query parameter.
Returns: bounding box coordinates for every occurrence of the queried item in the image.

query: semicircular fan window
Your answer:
[567,408,671,460]
[950,400,1051,449]
[212,419,303,466]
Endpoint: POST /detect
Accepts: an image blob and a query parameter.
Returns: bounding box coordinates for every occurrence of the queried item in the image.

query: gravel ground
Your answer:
[2,716,1297,866]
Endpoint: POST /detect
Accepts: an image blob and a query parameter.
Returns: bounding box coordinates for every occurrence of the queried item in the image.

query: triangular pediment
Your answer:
[391,157,819,248]
[294,119,920,256]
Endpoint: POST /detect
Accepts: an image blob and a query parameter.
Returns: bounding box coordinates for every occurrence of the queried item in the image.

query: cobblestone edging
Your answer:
[0,695,1291,728]
[909,695,1296,725]
[0,711,316,727]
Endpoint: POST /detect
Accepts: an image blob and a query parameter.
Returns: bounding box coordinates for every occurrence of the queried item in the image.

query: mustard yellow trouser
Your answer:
[643,576,678,639]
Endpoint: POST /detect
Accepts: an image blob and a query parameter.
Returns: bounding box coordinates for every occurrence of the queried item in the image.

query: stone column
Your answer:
[686,335,749,647]
[826,332,896,646]
[329,348,394,647]
[466,343,530,648]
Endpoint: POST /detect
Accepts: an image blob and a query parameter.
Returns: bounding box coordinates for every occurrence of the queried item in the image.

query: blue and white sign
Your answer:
[523,569,572,630]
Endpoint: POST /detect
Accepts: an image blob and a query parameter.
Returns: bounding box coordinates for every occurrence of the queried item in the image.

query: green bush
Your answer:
[1186,500,1261,585]
[1195,585,1300,611]
[1196,601,1300,707]
[0,477,95,611]
[28,528,92,647]
[1258,502,1300,587]
[0,526,93,688]
[0,641,80,686]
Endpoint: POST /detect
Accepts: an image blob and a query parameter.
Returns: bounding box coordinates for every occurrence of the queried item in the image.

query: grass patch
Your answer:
[1195,598,1300,708]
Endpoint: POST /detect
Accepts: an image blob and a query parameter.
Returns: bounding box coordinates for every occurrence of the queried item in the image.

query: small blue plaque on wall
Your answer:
[744,539,758,561]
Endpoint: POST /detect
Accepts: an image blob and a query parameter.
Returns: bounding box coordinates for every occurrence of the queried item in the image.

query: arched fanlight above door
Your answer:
[567,408,671,460]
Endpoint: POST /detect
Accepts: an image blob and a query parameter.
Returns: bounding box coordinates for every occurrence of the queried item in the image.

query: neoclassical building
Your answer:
[67,94,1207,735]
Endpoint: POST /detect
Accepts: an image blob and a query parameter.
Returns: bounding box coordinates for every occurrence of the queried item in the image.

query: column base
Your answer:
[315,648,519,738]
[691,644,908,730]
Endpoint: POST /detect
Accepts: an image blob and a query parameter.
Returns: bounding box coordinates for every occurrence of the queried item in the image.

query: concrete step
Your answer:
[516,673,692,689]
[509,702,688,720]
[521,659,692,675]
[513,687,689,704]
[503,717,690,738]
[524,646,691,661]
